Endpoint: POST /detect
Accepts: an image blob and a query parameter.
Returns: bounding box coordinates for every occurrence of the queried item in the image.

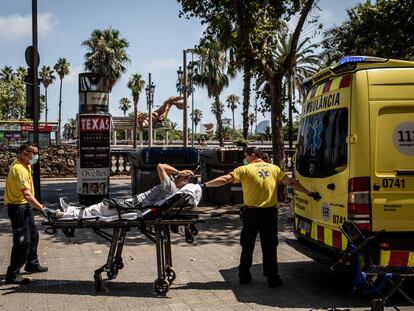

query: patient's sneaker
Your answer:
[41,207,59,219]
[59,197,69,212]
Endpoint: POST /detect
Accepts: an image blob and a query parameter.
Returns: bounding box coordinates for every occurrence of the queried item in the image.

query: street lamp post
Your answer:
[145,73,155,147]
[177,49,197,147]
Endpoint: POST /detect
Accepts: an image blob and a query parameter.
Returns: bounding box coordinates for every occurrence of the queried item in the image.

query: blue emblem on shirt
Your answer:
[258,170,269,179]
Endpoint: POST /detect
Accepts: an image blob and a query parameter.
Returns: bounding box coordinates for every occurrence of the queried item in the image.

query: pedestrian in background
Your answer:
[4,143,48,284]
[202,147,320,287]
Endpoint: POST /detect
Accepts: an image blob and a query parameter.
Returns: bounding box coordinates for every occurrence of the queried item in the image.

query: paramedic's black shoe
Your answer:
[239,274,252,284]
[24,264,48,273]
[267,275,283,288]
[59,197,69,212]
[5,275,31,285]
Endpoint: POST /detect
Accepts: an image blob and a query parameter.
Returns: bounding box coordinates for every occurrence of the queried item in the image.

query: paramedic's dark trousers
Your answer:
[6,204,40,278]
[239,207,279,280]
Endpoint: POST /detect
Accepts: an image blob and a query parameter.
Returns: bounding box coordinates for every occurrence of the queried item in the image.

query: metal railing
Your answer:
[109,148,295,177]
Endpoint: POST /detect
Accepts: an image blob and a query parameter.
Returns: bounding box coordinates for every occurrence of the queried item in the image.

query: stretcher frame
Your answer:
[42,193,202,296]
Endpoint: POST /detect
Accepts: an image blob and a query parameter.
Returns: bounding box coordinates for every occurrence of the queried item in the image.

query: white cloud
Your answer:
[0,12,58,43]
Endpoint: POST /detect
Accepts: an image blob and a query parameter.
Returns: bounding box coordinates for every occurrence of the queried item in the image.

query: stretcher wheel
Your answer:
[107,268,118,280]
[188,224,198,236]
[94,274,103,292]
[370,299,384,311]
[45,228,57,235]
[165,267,176,284]
[185,231,194,244]
[153,278,169,296]
[116,261,124,269]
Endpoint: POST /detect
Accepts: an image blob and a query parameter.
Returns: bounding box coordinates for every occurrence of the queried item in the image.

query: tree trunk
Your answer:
[216,96,224,146]
[288,78,293,150]
[133,99,137,149]
[269,76,285,169]
[45,87,48,123]
[242,62,251,139]
[232,108,235,131]
[57,79,62,145]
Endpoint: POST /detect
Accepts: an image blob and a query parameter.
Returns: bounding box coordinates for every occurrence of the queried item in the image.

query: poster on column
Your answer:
[77,114,111,195]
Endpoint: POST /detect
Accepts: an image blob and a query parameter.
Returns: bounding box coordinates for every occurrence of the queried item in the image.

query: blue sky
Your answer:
[0,0,361,130]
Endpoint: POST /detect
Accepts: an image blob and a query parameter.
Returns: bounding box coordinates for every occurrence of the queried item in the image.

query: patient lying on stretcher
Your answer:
[44,163,202,219]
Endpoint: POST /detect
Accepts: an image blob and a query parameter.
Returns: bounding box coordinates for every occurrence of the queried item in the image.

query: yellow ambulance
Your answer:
[287,56,414,268]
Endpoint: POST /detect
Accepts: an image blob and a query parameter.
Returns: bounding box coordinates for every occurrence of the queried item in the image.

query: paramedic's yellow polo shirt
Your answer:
[230,159,286,208]
[4,159,34,205]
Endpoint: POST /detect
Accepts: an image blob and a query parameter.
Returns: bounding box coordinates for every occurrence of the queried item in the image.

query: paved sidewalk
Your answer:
[0,180,412,310]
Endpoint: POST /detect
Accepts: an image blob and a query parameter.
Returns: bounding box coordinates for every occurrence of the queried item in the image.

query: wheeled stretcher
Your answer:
[42,192,203,295]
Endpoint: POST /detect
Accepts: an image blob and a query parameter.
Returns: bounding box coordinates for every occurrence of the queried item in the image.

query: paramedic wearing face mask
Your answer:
[4,143,48,285]
[202,147,320,287]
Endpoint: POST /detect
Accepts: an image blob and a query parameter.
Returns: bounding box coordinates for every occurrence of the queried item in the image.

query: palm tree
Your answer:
[54,58,70,145]
[226,94,240,131]
[275,35,318,149]
[248,112,256,136]
[127,73,145,148]
[39,65,56,123]
[1,66,13,82]
[191,109,203,133]
[16,67,27,80]
[82,28,130,90]
[211,100,225,140]
[193,39,229,146]
[118,97,131,117]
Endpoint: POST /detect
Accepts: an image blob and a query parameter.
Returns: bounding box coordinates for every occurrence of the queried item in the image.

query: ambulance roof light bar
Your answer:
[338,56,388,65]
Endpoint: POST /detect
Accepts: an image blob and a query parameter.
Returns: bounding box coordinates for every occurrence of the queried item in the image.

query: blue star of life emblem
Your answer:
[306,117,323,156]
[258,170,269,179]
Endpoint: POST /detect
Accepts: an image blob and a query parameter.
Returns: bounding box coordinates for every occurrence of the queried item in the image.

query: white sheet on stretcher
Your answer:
[54,212,143,222]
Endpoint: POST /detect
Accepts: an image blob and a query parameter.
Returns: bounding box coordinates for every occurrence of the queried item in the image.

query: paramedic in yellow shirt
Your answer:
[4,143,48,285]
[203,147,320,287]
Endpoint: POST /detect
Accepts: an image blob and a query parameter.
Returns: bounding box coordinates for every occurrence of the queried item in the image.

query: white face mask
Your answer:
[243,158,248,165]
[29,154,39,165]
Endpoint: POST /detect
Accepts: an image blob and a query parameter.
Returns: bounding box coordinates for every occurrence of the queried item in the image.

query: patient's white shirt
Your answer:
[62,182,202,219]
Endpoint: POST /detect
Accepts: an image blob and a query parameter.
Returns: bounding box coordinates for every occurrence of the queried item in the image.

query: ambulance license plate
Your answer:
[298,218,311,234]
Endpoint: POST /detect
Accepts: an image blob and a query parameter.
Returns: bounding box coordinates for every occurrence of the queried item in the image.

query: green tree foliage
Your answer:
[193,39,229,146]
[39,65,56,123]
[248,112,256,136]
[54,58,70,145]
[127,73,145,148]
[322,0,414,66]
[0,66,25,119]
[178,0,316,166]
[191,108,203,133]
[118,97,131,116]
[82,28,130,90]
[226,94,240,131]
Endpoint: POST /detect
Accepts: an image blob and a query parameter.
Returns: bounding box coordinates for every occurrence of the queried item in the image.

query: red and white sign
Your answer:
[79,116,110,131]
[21,124,56,132]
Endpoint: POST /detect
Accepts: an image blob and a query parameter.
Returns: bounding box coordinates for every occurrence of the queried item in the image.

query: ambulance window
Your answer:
[296,108,348,178]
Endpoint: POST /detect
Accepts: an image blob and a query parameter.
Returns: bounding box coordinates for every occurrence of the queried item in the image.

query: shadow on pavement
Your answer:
[0,277,158,298]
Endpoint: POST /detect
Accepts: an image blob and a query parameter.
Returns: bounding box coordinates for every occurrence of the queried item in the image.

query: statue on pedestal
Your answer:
[137,96,184,128]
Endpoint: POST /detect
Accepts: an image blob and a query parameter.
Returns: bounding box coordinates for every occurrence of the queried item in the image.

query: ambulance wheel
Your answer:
[153,278,169,296]
[165,267,176,284]
[370,299,384,311]
[94,274,103,292]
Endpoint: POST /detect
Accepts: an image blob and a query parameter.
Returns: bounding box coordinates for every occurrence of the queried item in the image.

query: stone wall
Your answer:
[0,145,77,178]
